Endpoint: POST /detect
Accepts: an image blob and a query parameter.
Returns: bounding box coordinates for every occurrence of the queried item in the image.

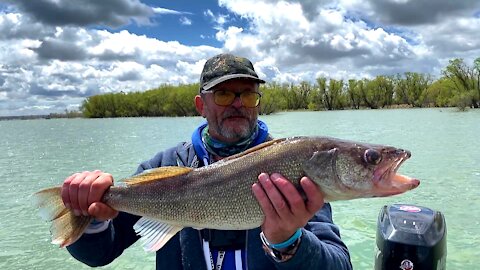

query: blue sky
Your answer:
[1,0,480,116]
[113,0,238,47]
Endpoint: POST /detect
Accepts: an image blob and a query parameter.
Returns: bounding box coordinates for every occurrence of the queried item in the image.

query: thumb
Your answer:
[88,202,119,221]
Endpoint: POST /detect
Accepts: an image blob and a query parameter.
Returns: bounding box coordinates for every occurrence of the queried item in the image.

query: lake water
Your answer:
[0,108,478,269]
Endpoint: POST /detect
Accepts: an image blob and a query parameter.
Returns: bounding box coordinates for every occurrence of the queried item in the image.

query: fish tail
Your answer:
[33,187,93,247]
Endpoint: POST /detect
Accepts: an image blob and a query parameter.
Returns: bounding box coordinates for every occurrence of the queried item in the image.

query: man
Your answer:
[62,53,353,269]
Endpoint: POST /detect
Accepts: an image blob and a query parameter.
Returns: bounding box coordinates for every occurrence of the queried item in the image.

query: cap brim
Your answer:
[202,74,265,91]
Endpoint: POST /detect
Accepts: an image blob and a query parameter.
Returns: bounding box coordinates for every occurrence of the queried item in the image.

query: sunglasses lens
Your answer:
[213,90,260,107]
[241,92,260,107]
[214,91,235,106]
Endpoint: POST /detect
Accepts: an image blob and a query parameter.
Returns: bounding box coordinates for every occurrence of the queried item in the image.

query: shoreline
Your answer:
[1,106,473,121]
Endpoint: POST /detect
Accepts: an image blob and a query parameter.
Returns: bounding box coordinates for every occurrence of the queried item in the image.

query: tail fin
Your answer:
[33,187,93,247]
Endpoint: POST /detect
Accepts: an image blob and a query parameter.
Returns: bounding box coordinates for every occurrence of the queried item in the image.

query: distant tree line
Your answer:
[81,57,480,118]
[48,109,83,119]
[81,84,199,117]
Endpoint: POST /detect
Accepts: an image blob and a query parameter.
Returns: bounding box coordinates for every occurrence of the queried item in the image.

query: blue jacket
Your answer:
[67,137,352,269]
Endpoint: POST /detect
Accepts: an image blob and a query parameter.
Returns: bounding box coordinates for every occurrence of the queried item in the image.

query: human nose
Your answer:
[231,94,244,108]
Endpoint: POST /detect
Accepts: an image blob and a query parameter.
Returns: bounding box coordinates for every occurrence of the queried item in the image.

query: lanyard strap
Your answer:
[203,239,243,270]
[210,250,226,270]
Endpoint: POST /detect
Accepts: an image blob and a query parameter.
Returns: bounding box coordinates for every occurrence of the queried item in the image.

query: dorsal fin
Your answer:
[124,166,192,186]
[219,138,286,162]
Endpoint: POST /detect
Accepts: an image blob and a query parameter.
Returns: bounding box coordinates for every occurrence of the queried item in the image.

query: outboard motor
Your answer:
[375,204,446,270]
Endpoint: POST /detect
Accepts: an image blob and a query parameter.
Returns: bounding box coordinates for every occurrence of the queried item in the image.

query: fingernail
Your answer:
[73,210,81,216]
[300,177,311,185]
[271,173,281,181]
[259,174,269,182]
[82,211,89,216]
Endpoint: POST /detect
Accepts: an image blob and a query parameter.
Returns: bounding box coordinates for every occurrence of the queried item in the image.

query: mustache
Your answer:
[221,108,250,119]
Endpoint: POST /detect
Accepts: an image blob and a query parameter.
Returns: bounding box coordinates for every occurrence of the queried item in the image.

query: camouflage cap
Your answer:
[199,53,265,92]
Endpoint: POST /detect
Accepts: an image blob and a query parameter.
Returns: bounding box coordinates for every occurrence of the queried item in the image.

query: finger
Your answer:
[270,173,306,214]
[68,171,89,216]
[61,173,78,209]
[301,177,325,213]
[77,171,102,216]
[87,173,114,207]
[259,173,292,217]
[88,202,118,221]
[252,179,277,218]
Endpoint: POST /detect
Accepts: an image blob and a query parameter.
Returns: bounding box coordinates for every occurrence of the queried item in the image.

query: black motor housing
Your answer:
[375,204,446,270]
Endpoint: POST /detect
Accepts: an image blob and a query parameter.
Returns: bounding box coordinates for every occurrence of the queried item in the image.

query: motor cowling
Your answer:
[375,204,446,270]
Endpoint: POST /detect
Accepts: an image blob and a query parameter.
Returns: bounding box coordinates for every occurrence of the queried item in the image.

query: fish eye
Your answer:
[364,149,382,165]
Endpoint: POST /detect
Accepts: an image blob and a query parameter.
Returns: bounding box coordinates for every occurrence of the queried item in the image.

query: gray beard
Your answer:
[215,107,257,140]
[217,120,256,140]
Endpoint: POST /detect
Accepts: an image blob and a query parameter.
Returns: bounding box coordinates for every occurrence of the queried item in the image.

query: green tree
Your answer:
[443,58,479,108]
[281,83,304,110]
[395,72,431,107]
[361,78,381,109]
[347,79,362,109]
[307,85,323,111]
[260,82,288,115]
[422,78,455,107]
[474,57,480,103]
[80,56,479,118]
[298,81,313,109]
[316,77,344,110]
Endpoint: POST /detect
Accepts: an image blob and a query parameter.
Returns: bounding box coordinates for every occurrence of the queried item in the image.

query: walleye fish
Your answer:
[34,136,419,252]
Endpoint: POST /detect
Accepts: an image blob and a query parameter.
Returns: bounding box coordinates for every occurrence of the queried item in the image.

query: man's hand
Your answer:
[61,170,118,221]
[252,173,325,244]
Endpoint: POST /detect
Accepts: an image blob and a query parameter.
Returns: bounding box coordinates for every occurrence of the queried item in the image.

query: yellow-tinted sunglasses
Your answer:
[204,90,261,108]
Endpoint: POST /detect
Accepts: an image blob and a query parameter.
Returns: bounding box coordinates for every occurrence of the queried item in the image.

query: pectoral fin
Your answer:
[133,217,183,252]
[302,148,338,182]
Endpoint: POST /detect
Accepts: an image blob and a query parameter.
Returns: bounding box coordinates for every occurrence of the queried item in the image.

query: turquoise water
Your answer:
[0,108,478,269]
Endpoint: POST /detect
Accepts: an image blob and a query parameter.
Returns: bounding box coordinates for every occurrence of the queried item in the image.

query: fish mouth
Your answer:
[374,150,420,195]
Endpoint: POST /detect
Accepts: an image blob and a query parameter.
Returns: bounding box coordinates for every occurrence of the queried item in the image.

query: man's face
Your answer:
[195,79,260,143]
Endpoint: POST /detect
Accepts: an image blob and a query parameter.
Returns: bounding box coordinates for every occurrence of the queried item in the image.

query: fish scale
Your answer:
[34,136,420,252]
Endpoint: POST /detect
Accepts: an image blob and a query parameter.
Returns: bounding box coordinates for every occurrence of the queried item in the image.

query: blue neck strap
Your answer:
[191,119,269,165]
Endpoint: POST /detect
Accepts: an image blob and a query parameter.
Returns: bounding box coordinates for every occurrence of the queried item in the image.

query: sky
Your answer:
[1,0,480,116]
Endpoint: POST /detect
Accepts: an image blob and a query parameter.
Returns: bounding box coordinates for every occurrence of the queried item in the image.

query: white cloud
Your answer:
[152,7,182,15]
[215,0,479,80]
[204,9,230,28]
[1,0,480,116]
[0,13,220,115]
[152,7,193,15]
[9,0,154,27]
[180,16,192,25]
[204,9,214,18]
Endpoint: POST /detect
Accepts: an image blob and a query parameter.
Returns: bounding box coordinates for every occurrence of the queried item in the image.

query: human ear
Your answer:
[195,95,205,117]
